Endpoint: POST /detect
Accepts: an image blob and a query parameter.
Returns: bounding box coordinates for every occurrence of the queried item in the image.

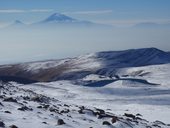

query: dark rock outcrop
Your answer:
[57,119,65,125]
[0,121,5,127]
[9,125,18,128]
[3,97,17,103]
[102,121,111,125]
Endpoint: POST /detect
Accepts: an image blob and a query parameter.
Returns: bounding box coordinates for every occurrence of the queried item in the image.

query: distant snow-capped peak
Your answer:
[42,13,77,23]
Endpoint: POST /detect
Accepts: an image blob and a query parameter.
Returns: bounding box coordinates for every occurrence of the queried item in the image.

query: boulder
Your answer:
[57,119,65,125]
[0,121,5,127]
[9,125,18,128]
[102,121,111,125]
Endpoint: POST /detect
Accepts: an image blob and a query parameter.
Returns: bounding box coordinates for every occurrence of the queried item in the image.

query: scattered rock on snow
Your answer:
[0,121,5,127]
[37,105,43,108]
[42,122,47,124]
[124,113,136,119]
[31,95,49,103]
[57,119,65,125]
[3,97,17,103]
[60,109,70,114]
[153,120,166,126]
[0,81,169,128]
[0,101,3,106]
[136,113,142,117]
[18,106,32,111]
[9,125,18,128]
[102,121,111,126]
[111,116,117,124]
[4,111,11,114]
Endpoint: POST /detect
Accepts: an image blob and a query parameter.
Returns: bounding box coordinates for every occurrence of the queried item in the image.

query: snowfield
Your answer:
[4,63,169,127]
[0,78,170,128]
[1,81,169,128]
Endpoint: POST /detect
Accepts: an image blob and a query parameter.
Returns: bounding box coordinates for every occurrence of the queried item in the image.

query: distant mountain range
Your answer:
[4,13,110,29]
[0,47,170,83]
[2,13,170,29]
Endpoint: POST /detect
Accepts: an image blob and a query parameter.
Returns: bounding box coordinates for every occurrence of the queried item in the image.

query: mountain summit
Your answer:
[34,13,107,27]
[42,13,77,23]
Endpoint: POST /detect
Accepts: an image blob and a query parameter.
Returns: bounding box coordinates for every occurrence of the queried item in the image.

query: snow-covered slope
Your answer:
[116,63,170,85]
[20,62,170,125]
[0,82,170,128]
[0,48,170,82]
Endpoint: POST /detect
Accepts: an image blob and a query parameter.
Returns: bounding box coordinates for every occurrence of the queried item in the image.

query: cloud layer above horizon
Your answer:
[0,0,170,64]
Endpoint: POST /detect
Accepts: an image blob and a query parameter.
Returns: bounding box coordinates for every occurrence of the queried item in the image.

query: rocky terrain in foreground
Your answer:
[0,82,169,128]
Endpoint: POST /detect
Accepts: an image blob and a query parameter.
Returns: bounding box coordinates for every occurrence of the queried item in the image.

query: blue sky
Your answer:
[0,0,170,27]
